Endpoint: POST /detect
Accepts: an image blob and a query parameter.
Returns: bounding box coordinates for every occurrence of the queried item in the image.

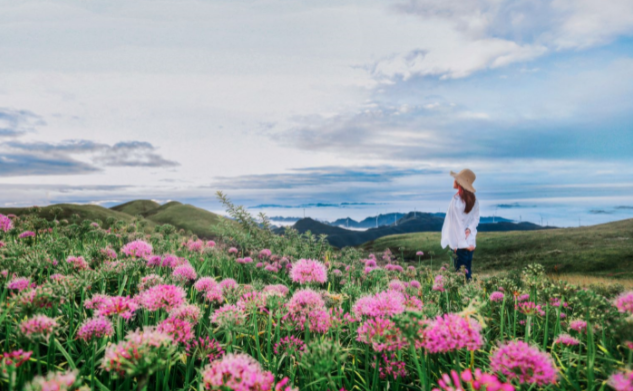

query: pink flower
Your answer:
[102,328,174,376]
[211,304,246,329]
[274,336,305,357]
[259,249,272,259]
[147,254,185,268]
[169,304,202,325]
[554,334,580,346]
[98,296,139,320]
[0,214,13,232]
[85,294,111,310]
[388,280,406,292]
[490,292,505,302]
[357,317,407,352]
[305,309,331,333]
[263,284,289,297]
[157,317,194,343]
[138,274,165,292]
[569,319,587,333]
[1,349,32,368]
[290,259,328,284]
[408,280,421,289]
[185,337,225,363]
[19,231,35,238]
[194,277,218,293]
[77,317,114,342]
[25,370,78,391]
[100,247,117,259]
[404,295,425,312]
[66,255,89,270]
[490,340,558,385]
[202,354,275,390]
[286,289,325,316]
[615,292,633,315]
[421,313,484,353]
[186,239,205,252]
[136,284,187,312]
[237,291,267,312]
[432,275,445,292]
[376,353,407,380]
[608,369,633,391]
[416,251,424,256]
[206,240,216,248]
[433,369,514,391]
[205,285,225,304]
[384,264,404,272]
[364,266,380,274]
[550,297,567,307]
[365,259,377,268]
[353,290,406,318]
[0,241,5,248]
[517,302,545,316]
[121,240,153,259]
[7,276,31,291]
[172,264,197,283]
[228,247,238,255]
[517,294,530,302]
[20,315,58,340]
[219,278,238,292]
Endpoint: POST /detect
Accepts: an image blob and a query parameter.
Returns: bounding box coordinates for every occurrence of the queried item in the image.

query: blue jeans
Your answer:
[454,249,473,280]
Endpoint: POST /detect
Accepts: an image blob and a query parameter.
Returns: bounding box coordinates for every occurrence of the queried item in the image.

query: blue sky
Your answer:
[0,0,632,226]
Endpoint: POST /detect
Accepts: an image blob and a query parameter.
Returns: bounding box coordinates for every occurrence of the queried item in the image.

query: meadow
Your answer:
[0,194,632,391]
[365,218,633,279]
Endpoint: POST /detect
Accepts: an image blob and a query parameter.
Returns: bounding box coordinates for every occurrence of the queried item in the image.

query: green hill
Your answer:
[111,199,160,216]
[0,204,138,228]
[364,218,633,278]
[287,213,551,248]
[136,201,226,238]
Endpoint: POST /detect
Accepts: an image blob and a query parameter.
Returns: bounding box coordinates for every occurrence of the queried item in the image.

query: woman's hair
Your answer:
[457,185,476,214]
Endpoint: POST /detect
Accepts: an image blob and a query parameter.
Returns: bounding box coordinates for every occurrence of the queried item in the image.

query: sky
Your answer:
[1,0,632,227]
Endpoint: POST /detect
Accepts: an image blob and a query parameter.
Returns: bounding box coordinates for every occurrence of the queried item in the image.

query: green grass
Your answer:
[111,199,160,216]
[0,204,139,227]
[138,201,227,238]
[364,218,633,278]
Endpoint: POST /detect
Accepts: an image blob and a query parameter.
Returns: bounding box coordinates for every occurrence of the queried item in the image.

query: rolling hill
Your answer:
[288,212,551,248]
[0,204,139,228]
[131,201,226,238]
[364,218,633,277]
[111,199,161,216]
[0,200,228,239]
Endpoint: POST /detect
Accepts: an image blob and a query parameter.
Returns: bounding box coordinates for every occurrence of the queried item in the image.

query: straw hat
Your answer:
[450,169,476,193]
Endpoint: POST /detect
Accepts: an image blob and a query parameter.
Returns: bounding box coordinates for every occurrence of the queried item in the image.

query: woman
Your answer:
[440,169,480,280]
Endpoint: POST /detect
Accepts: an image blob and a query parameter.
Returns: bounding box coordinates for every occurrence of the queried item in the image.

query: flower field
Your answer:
[1,200,633,391]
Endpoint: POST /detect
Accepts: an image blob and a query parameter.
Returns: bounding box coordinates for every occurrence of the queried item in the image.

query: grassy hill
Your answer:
[364,218,633,278]
[0,204,140,228]
[111,199,160,216]
[0,200,228,239]
[136,201,226,238]
[290,212,551,248]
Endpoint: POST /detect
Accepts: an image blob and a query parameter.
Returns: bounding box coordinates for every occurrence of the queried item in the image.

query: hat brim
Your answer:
[450,171,476,193]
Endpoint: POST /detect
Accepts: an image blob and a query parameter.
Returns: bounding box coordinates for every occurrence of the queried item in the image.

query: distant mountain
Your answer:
[269,216,302,223]
[285,211,552,248]
[330,213,406,229]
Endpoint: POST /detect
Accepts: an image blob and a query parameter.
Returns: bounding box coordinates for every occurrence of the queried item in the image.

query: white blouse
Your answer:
[440,194,480,250]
